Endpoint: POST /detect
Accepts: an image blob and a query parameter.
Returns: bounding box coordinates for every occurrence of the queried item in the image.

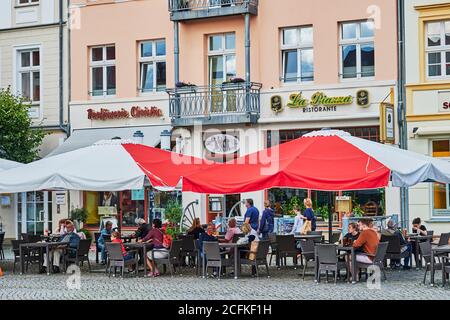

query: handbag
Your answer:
[300,220,312,235]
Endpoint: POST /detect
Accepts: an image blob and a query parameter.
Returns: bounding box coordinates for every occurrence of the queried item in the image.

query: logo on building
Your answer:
[356,90,370,107]
[270,95,283,114]
[204,134,240,155]
[87,106,163,121]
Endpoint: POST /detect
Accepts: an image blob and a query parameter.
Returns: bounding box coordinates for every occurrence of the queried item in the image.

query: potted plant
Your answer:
[70,207,88,230]
[351,204,365,217]
[316,205,330,222]
[164,200,183,235]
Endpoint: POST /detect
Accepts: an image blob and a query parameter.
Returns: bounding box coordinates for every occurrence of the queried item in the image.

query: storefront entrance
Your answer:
[16,191,53,236]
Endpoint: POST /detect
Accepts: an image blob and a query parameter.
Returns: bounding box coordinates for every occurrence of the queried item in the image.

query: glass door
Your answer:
[17,191,52,236]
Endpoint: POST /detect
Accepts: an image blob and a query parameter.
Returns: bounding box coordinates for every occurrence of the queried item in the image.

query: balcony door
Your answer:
[16,191,52,236]
[208,33,236,113]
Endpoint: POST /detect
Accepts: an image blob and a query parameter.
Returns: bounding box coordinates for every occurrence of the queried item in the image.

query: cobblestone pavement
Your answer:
[0,248,449,300]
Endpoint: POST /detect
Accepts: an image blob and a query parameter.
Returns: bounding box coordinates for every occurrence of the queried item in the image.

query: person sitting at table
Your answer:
[132,218,151,240]
[350,218,379,280]
[54,218,68,235]
[98,221,113,265]
[187,218,205,240]
[290,206,304,235]
[343,223,360,245]
[222,218,242,243]
[237,223,260,276]
[412,217,427,236]
[384,220,412,269]
[198,223,219,253]
[140,219,166,277]
[41,221,80,274]
[111,231,135,264]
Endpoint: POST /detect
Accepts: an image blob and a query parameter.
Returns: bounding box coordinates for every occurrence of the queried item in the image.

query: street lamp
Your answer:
[160,129,172,151]
[133,130,144,144]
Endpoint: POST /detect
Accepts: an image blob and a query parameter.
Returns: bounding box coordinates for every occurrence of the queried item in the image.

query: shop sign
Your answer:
[380,103,395,144]
[356,90,370,107]
[131,189,145,201]
[438,91,450,113]
[204,134,240,155]
[55,192,66,205]
[270,95,283,113]
[87,106,163,121]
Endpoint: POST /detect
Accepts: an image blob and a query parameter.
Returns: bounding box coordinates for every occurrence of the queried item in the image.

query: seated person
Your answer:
[198,223,218,255]
[412,217,427,236]
[98,221,113,265]
[187,218,205,240]
[343,222,360,246]
[222,218,242,243]
[385,220,412,269]
[351,219,380,280]
[41,221,80,274]
[237,222,260,276]
[111,231,135,261]
[132,218,151,240]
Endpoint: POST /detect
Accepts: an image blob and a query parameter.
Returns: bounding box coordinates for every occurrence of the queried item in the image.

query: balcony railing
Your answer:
[168,0,259,21]
[167,82,262,126]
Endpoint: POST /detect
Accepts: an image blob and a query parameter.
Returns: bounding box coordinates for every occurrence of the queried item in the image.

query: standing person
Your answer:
[41,221,80,274]
[259,200,275,240]
[223,218,242,243]
[98,221,113,265]
[244,199,259,231]
[302,198,317,231]
[291,206,304,235]
[187,218,205,240]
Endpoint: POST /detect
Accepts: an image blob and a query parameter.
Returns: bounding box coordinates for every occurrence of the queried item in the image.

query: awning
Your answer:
[414,126,450,136]
[47,125,172,157]
[0,158,22,171]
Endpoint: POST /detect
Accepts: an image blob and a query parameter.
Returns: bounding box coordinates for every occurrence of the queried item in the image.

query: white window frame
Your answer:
[280,26,314,84]
[13,44,42,119]
[138,39,166,94]
[425,20,450,80]
[16,0,39,7]
[430,139,450,217]
[208,33,236,85]
[339,20,375,81]
[89,45,116,98]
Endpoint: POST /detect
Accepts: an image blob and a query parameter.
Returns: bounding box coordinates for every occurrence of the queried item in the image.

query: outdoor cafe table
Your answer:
[20,241,69,275]
[314,245,356,284]
[294,234,323,241]
[430,244,450,286]
[407,234,434,269]
[124,242,151,277]
[218,243,248,279]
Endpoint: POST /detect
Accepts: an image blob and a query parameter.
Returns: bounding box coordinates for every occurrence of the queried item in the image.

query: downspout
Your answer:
[397,0,409,229]
[174,21,180,118]
[67,0,72,135]
[58,0,69,135]
[244,13,251,116]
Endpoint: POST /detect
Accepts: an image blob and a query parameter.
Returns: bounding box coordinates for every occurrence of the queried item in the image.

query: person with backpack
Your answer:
[259,200,275,240]
[139,218,167,277]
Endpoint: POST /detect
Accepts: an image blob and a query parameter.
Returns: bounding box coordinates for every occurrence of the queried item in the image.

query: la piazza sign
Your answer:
[271,90,369,114]
[87,106,163,121]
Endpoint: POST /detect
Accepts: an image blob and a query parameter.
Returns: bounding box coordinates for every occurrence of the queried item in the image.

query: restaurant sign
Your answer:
[87,106,163,121]
[271,90,369,114]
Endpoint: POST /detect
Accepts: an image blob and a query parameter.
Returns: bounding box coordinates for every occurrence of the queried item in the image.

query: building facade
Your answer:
[0,0,69,239]
[406,0,450,233]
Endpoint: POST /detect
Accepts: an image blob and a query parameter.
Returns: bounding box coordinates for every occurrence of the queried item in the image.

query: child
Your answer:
[111,231,135,262]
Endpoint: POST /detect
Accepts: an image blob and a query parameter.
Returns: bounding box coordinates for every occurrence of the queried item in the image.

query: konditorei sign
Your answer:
[271,90,370,114]
[87,106,163,121]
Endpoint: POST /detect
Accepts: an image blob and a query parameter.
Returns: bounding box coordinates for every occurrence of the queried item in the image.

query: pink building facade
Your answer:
[67,0,400,227]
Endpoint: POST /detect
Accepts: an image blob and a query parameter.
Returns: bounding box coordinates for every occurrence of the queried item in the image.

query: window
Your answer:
[17,48,40,105]
[432,140,450,215]
[89,45,116,97]
[138,40,166,93]
[17,0,39,5]
[281,26,314,83]
[339,20,375,79]
[426,21,450,78]
[208,33,236,86]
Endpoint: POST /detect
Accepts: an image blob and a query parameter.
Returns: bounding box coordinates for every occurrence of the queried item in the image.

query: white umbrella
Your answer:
[0,158,21,172]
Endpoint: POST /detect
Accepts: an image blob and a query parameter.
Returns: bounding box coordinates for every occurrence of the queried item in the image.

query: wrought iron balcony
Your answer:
[168,0,259,21]
[167,82,262,126]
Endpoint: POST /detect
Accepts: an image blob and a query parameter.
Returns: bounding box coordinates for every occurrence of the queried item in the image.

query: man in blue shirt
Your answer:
[98,221,113,264]
[244,199,259,231]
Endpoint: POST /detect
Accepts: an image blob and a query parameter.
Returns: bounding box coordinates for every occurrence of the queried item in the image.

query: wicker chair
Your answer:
[355,242,389,281]
[240,240,271,278]
[105,242,138,278]
[298,239,315,280]
[202,241,233,280]
[316,244,348,283]
[419,241,443,285]
[65,239,92,272]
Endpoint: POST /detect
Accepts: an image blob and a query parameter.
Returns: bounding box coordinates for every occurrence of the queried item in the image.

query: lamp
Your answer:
[160,129,172,151]
[133,130,144,144]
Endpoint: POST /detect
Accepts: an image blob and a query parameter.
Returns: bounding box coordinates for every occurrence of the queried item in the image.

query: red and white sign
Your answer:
[87,106,163,121]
